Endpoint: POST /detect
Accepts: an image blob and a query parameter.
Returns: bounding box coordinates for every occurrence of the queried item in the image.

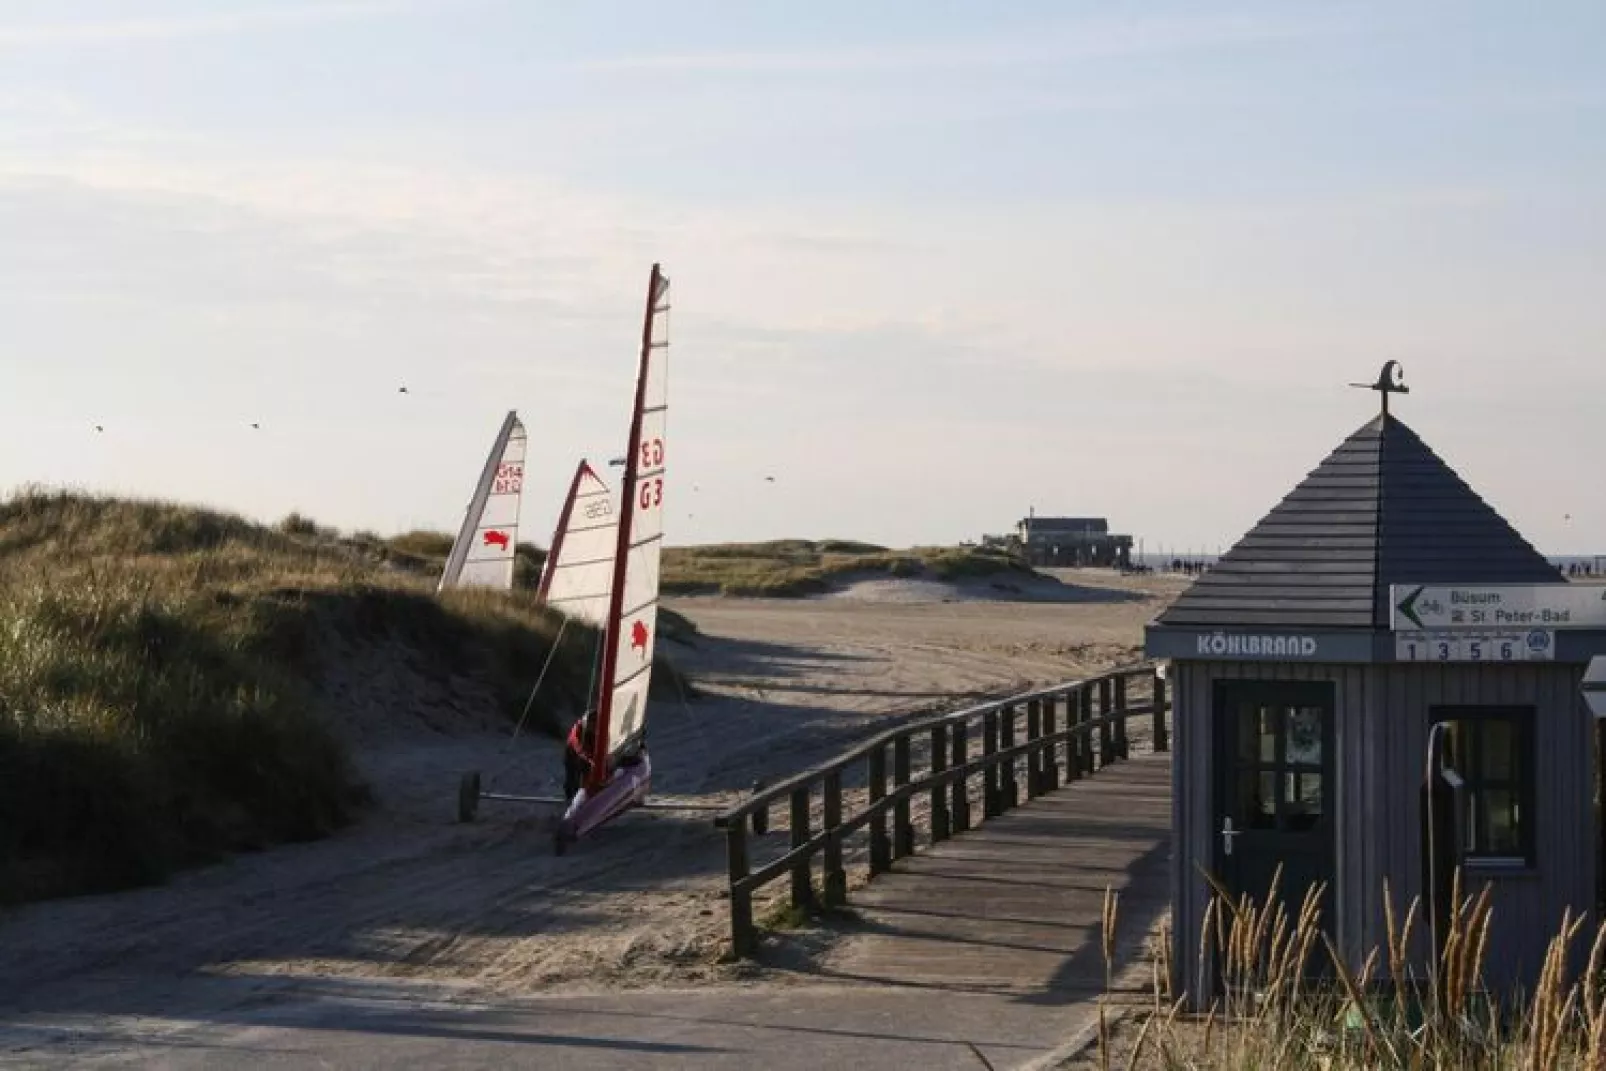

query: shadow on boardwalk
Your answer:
[766,751,1173,1008]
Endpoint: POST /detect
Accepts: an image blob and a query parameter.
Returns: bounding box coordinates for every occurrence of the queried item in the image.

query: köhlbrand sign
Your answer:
[1196,633,1319,658]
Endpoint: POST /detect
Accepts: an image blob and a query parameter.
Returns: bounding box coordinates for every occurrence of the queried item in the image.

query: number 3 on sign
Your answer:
[638,478,663,510]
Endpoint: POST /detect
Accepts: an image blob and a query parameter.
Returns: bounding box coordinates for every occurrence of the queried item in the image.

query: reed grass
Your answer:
[1091,867,1606,1069]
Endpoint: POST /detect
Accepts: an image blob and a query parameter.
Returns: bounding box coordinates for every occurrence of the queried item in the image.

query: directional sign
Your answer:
[1390,584,1606,631]
[1585,656,1606,719]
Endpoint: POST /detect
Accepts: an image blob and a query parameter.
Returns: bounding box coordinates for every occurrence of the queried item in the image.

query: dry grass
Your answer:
[0,489,684,904]
[661,540,1037,597]
[1072,870,1606,1070]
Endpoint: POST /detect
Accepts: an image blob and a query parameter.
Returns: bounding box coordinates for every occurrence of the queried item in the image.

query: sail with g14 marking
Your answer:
[535,459,616,627]
[437,410,527,592]
[587,264,669,779]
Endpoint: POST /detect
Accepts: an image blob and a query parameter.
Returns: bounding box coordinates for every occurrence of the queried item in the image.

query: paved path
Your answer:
[2,754,1172,1070]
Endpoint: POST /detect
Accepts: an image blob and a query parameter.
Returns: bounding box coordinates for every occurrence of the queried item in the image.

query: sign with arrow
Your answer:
[1390,584,1606,631]
[1585,656,1606,719]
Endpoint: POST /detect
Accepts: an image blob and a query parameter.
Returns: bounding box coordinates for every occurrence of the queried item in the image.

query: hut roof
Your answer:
[1156,413,1562,630]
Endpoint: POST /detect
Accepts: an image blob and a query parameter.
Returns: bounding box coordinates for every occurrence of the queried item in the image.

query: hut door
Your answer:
[1213,681,1336,934]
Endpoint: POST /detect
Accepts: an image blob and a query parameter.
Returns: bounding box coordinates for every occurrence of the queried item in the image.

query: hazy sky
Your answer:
[1,1,1601,553]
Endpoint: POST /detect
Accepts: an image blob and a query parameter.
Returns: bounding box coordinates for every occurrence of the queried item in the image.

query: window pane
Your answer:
[1286,707,1323,766]
[1258,707,1277,763]
[1480,720,1514,781]
[1284,772,1323,831]
[1436,712,1530,863]
[1246,771,1277,829]
[1481,789,1522,855]
[1237,707,1273,763]
[1440,723,1465,776]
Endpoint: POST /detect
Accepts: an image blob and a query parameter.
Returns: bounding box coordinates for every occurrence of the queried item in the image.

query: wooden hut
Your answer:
[1145,369,1605,1002]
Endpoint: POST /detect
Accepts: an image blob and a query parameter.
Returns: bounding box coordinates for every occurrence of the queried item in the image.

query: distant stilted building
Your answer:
[1011,515,1133,568]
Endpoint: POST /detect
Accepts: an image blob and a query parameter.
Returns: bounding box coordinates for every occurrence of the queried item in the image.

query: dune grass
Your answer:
[661,540,1037,597]
[1087,870,1606,1069]
[0,490,681,904]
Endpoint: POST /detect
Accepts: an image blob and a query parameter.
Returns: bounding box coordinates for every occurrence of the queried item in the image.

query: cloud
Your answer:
[0,1,457,48]
[572,12,1338,76]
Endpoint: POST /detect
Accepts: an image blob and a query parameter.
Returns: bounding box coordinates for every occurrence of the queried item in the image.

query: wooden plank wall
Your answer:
[1171,659,1592,1004]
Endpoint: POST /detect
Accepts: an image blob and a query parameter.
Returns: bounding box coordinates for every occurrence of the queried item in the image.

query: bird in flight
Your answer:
[398,385,409,394]
[251,423,261,430]
[93,425,103,433]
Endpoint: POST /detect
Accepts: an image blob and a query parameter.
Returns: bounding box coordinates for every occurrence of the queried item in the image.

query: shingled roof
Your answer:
[1156,413,1562,630]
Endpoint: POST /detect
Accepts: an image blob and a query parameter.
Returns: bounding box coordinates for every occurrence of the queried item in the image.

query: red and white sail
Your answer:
[535,459,616,627]
[438,410,526,592]
[588,265,670,778]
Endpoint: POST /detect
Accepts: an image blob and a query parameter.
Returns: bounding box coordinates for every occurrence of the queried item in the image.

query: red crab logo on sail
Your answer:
[630,620,649,654]
[482,530,511,551]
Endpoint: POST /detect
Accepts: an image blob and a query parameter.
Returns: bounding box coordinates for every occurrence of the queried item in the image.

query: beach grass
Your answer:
[660,540,1037,597]
[0,489,683,903]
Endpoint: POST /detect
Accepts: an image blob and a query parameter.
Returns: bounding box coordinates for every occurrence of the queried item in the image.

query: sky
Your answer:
[0,1,1601,554]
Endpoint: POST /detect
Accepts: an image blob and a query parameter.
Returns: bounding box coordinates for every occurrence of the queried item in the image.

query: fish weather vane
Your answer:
[1351,360,1409,417]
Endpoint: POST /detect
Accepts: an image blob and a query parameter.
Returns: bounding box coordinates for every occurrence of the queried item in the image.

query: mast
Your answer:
[586,263,669,788]
[438,410,523,592]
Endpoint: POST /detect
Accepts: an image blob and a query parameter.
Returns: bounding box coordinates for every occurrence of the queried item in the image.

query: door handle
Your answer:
[1221,816,1240,857]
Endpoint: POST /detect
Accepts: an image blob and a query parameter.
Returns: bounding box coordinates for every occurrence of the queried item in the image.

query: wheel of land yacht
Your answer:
[552,831,570,856]
[457,771,481,824]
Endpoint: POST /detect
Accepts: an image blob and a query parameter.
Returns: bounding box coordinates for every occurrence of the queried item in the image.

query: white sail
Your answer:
[592,265,670,767]
[535,459,616,627]
[438,410,527,592]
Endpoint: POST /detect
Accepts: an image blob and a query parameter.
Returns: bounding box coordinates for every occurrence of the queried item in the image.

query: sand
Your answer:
[0,567,1186,1062]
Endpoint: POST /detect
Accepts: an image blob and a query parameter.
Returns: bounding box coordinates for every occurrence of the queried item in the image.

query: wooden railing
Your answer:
[713,662,1171,957]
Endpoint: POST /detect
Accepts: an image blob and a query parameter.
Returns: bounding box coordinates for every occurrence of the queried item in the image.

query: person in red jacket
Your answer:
[563,711,595,800]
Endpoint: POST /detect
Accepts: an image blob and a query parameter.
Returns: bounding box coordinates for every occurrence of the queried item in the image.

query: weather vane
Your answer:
[1350,360,1409,417]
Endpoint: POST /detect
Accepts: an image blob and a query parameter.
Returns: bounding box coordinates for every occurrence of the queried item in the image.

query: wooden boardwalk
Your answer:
[0,754,1177,1071]
[825,750,1173,1000]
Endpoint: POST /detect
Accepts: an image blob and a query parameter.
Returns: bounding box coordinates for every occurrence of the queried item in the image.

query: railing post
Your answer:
[1026,699,1043,798]
[1114,674,1130,760]
[951,720,971,832]
[823,770,846,906]
[1043,693,1060,791]
[931,723,951,841]
[790,786,814,909]
[983,710,1001,818]
[869,745,890,875]
[1001,705,1019,808]
[1098,677,1115,768]
[727,821,754,958]
[894,735,914,858]
[1153,669,1170,752]
[1079,686,1096,776]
